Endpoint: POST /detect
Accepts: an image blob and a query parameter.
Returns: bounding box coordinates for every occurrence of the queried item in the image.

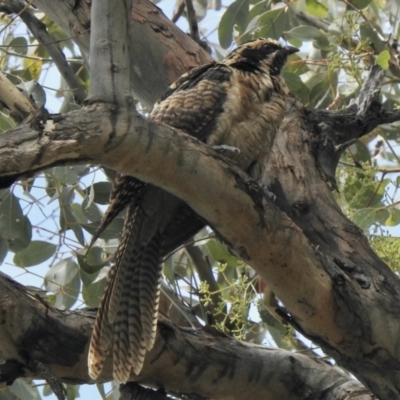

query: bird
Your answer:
[88,38,298,383]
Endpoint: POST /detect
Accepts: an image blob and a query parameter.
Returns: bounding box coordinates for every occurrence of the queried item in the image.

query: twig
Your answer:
[186,243,227,324]
[184,0,200,44]
[171,1,185,23]
[6,0,87,105]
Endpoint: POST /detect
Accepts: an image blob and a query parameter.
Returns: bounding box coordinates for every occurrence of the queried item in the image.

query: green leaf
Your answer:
[81,267,108,307]
[219,0,249,48]
[308,77,335,109]
[81,196,103,222]
[44,173,56,198]
[376,50,390,70]
[8,379,38,400]
[348,141,371,163]
[283,54,309,75]
[59,187,85,245]
[359,22,386,53]
[352,208,389,230]
[81,218,124,240]
[51,166,80,185]
[86,181,112,205]
[9,37,28,56]
[286,26,330,51]
[0,190,32,251]
[286,25,322,41]
[305,0,328,17]
[347,0,372,9]
[77,246,107,274]
[44,258,80,309]
[338,75,360,97]
[281,71,309,103]
[255,5,291,40]
[344,177,389,210]
[247,0,270,22]
[0,112,16,132]
[96,383,107,400]
[23,56,42,81]
[206,239,238,267]
[191,0,208,21]
[13,241,57,267]
[385,209,400,227]
[71,203,87,224]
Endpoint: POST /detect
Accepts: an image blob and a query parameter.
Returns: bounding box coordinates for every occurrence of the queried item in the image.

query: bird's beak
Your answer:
[282,46,300,56]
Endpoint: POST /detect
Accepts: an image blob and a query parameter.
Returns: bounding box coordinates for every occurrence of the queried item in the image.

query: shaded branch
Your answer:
[0,71,35,120]
[305,66,400,185]
[308,66,400,147]
[0,272,373,400]
[89,0,132,104]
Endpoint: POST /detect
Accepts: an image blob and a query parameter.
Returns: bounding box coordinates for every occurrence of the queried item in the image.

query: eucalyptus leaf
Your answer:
[218,0,249,48]
[81,218,124,240]
[14,241,57,267]
[86,181,112,205]
[44,258,80,309]
[0,190,32,251]
[305,0,328,17]
[255,5,292,40]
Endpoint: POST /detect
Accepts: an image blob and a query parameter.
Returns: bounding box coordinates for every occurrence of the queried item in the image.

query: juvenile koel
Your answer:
[88,38,298,383]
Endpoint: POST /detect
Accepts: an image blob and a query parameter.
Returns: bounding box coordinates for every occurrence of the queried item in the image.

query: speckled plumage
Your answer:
[88,38,298,383]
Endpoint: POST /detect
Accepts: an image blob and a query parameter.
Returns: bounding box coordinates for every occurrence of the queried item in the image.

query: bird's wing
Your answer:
[150,61,232,140]
[88,62,232,249]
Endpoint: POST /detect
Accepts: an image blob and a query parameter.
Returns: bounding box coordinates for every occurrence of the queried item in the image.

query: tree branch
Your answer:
[0,71,35,120]
[0,272,373,400]
[89,0,132,105]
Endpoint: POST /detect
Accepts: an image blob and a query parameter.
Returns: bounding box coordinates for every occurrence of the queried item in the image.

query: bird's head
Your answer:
[224,38,299,75]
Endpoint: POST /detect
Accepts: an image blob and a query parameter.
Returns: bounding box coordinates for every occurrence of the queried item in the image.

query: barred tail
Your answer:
[88,203,163,383]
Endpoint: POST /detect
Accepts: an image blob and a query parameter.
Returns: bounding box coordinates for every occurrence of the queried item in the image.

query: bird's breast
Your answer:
[206,74,286,174]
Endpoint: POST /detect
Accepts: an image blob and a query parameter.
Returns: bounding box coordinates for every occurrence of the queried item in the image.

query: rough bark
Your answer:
[0,272,374,400]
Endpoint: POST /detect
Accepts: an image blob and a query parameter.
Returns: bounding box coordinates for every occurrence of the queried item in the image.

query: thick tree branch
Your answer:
[0,272,374,400]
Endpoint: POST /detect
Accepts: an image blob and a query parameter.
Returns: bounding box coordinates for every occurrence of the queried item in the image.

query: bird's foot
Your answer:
[212,145,241,158]
[261,184,276,201]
